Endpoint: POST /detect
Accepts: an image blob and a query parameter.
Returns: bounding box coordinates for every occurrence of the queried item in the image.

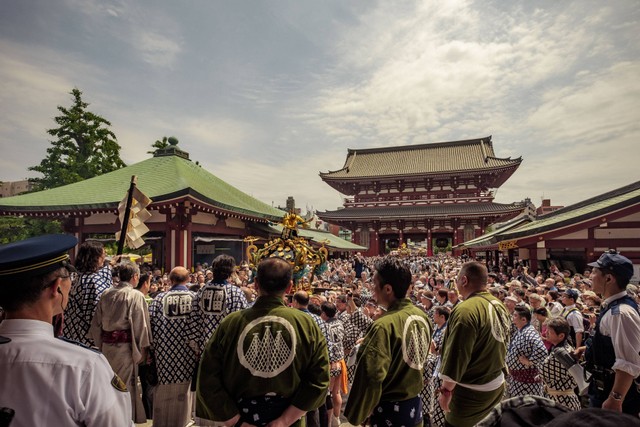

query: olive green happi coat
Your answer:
[345,298,433,425]
[196,296,330,425]
[439,291,510,426]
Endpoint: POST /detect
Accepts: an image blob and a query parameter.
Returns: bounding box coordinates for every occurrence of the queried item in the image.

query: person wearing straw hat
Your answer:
[0,234,132,426]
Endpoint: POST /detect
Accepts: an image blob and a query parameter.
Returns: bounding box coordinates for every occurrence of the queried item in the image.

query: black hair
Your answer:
[308,303,321,316]
[0,267,64,311]
[434,305,451,320]
[547,317,570,341]
[74,241,105,273]
[514,305,532,322]
[212,254,236,282]
[321,301,337,318]
[136,273,151,290]
[256,257,291,295]
[533,307,548,317]
[600,267,631,289]
[374,257,412,300]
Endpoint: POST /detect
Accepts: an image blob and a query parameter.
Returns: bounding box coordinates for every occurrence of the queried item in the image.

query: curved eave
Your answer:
[319,160,522,183]
[0,188,282,223]
[319,167,349,179]
[488,158,522,188]
[317,204,526,222]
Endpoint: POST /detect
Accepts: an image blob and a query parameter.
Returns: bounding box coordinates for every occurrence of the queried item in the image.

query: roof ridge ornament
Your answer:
[480,139,488,163]
[346,150,356,173]
[153,138,190,160]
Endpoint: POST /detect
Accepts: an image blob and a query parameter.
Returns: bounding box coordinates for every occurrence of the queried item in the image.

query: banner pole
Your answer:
[117,175,137,256]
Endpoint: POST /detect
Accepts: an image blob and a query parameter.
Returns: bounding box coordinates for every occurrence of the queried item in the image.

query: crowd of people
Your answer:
[0,234,639,427]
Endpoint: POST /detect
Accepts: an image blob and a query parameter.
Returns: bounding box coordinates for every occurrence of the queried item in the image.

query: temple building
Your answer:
[317,136,531,256]
[458,180,640,276]
[0,142,363,270]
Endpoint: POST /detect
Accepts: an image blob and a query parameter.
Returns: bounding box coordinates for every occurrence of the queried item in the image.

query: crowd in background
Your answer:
[48,243,640,425]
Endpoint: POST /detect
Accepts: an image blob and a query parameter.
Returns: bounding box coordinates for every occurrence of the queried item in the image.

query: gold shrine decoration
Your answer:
[498,240,518,250]
[243,212,329,292]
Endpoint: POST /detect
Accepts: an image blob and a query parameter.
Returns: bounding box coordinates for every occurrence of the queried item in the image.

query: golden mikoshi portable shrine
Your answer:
[244,211,329,292]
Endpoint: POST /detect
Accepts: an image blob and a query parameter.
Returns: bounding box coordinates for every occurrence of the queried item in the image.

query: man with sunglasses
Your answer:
[582,250,640,415]
[0,234,132,426]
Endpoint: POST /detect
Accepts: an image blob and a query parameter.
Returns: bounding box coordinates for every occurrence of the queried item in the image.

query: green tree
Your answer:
[28,88,126,190]
[0,216,63,244]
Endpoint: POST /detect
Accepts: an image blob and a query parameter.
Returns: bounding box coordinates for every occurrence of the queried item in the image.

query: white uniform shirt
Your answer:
[599,291,640,377]
[0,319,133,427]
[561,304,584,333]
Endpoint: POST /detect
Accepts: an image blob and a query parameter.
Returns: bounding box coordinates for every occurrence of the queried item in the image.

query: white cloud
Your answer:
[135,30,182,68]
[526,62,640,144]
[0,0,638,215]
[65,0,183,69]
[207,153,348,213]
[0,40,109,178]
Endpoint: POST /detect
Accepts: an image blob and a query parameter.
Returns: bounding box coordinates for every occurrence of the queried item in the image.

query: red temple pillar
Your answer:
[529,246,538,274]
[164,211,174,272]
[164,204,192,271]
[369,230,379,256]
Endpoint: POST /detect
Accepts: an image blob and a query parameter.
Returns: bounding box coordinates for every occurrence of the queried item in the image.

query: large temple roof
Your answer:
[0,149,284,222]
[317,201,527,221]
[320,136,521,181]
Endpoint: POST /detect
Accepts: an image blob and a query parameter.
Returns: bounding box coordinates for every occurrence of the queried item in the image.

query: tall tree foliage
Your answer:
[0,217,63,244]
[28,88,126,190]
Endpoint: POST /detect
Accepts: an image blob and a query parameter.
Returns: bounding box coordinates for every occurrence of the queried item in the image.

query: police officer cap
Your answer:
[563,288,579,301]
[587,250,634,282]
[0,234,77,282]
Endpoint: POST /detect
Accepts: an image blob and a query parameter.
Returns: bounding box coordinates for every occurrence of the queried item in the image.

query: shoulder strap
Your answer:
[562,307,580,318]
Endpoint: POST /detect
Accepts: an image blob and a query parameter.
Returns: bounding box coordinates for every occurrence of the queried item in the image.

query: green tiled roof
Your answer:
[320,136,521,180]
[455,217,530,249]
[462,181,640,247]
[500,181,640,240]
[0,154,284,221]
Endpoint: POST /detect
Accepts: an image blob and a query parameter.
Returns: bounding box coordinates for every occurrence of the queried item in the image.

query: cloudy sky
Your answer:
[1,0,638,213]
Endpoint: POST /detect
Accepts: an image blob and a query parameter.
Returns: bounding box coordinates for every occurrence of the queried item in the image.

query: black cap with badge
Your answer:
[0,234,77,284]
[587,250,634,283]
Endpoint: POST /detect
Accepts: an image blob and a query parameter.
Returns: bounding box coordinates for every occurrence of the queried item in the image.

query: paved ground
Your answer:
[135,417,356,426]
